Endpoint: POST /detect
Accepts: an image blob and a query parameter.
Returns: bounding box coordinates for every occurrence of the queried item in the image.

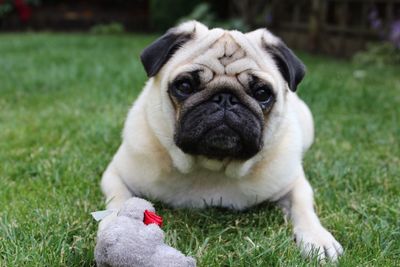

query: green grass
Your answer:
[0,33,399,266]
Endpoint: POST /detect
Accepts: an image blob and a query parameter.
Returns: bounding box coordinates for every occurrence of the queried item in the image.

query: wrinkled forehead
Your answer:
[167,29,280,83]
[192,32,251,76]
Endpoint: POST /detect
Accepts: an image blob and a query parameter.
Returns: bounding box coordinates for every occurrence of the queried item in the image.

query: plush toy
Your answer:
[95,197,196,267]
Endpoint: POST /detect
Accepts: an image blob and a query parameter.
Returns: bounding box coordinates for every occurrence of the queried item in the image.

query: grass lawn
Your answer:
[0,33,399,267]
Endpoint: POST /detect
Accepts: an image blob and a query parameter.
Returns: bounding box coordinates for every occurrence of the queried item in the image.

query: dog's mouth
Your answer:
[174,102,263,160]
[197,124,243,159]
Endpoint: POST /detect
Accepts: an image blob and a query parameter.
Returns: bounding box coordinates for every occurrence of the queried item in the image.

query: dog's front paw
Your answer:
[294,226,343,262]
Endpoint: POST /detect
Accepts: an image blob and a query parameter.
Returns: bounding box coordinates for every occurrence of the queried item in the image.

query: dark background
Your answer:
[1,0,400,58]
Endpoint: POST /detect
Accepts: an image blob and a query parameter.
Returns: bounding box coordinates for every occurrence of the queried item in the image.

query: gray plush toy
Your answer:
[95,197,196,267]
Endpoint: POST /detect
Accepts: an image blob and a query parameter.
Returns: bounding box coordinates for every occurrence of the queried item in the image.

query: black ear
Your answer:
[264,42,306,91]
[140,29,193,77]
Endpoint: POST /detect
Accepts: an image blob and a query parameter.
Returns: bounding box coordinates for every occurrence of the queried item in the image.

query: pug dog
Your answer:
[98,21,343,262]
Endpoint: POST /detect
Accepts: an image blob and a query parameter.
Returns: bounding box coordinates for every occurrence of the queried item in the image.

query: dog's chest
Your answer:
[124,166,295,210]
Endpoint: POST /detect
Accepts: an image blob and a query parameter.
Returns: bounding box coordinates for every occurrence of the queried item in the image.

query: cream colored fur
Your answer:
[99,21,342,262]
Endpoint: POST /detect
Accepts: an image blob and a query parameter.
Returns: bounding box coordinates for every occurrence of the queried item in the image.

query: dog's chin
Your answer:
[174,100,264,160]
[176,124,261,160]
[197,124,243,159]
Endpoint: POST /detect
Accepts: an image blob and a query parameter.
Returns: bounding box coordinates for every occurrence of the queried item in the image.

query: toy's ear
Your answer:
[140,30,192,77]
[264,41,306,92]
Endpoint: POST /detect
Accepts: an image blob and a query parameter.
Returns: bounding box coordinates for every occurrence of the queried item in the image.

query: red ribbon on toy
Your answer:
[143,210,163,227]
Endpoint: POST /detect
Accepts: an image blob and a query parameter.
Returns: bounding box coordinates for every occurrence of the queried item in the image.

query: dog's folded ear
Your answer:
[264,41,306,92]
[140,29,192,77]
[140,21,209,77]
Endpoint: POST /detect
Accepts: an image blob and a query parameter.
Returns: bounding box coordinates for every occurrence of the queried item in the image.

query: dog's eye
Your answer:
[177,81,192,94]
[253,85,273,103]
[172,79,194,98]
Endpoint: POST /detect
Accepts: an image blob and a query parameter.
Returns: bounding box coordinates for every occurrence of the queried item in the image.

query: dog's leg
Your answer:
[98,164,132,231]
[278,169,343,262]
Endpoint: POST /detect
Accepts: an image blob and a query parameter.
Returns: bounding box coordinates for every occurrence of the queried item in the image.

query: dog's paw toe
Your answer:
[295,226,343,262]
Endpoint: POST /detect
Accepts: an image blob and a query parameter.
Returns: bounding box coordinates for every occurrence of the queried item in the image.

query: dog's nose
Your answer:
[212,92,239,108]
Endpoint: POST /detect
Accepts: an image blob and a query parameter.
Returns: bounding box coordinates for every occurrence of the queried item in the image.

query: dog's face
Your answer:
[140,21,305,161]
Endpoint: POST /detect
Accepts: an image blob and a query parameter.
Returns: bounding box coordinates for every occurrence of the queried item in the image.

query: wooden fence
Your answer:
[269,0,400,56]
[0,0,149,32]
